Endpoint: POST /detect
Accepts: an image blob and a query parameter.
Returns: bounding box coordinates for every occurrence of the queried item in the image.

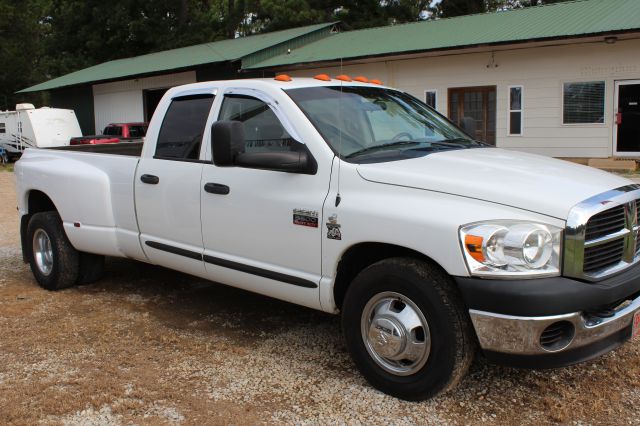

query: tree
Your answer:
[0,0,48,109]
[434,0,572,17]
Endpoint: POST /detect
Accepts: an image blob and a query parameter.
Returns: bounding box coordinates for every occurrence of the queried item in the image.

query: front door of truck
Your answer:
[135,91,216,276]
[200,90,330,309]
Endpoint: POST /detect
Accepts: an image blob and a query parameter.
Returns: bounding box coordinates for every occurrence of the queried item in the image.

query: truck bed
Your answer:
[49,141,144,157]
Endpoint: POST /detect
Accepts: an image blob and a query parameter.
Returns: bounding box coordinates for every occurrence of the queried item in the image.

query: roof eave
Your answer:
[245,29,640,71]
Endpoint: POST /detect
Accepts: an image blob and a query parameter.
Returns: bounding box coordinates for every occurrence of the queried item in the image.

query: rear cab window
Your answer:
[155,94,215,161]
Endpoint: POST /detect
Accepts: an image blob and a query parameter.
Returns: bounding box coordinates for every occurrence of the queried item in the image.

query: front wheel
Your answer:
[342,257,475,401]
[27,212,80,290]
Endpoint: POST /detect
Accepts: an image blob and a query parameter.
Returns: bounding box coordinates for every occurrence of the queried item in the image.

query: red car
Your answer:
[70,135,120,145]
[103,122,148,140]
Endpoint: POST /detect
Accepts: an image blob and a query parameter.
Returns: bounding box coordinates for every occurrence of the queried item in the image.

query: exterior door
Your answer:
[200,90,330,310]
[448,86,496,145]
[135,92,216,276]
[614,80,640,156]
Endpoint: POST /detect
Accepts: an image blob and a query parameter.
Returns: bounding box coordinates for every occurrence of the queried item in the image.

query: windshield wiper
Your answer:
[345,141,421,158]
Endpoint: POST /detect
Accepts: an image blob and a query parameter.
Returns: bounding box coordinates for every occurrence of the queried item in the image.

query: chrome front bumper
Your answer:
[470,293,640,356]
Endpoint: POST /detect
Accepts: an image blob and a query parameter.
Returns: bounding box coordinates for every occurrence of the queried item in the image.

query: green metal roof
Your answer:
[19,22,336,93]
[247,0,640,69]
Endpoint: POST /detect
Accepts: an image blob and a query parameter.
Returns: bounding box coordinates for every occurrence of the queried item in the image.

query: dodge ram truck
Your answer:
[15,77,640,401]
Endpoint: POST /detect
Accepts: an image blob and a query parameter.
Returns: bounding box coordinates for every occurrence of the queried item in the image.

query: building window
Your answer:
[424,90,437,109]
[0,123,5,134]
[508,86,523,136]
[563,81,605,124]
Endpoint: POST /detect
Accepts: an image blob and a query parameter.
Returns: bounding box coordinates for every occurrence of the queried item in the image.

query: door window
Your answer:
[218,95,295,154]
[448,86,497,145]
[616,83,640,153]
[155,94,214,160]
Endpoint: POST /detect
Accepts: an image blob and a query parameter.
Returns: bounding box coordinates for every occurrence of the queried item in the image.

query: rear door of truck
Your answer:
[134,90,216,275]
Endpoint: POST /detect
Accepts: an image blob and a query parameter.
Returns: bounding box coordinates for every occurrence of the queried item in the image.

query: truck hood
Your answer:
[356,148,632,219]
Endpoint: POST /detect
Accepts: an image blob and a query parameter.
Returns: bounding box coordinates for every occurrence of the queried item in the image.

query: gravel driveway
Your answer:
[1,169,639,425]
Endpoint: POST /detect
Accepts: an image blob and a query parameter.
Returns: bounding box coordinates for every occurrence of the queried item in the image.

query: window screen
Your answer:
[563,82,605,124]
[509,86,523,135]
[218,95,294,153]
[425,91,437,109]
[155,94,214,160]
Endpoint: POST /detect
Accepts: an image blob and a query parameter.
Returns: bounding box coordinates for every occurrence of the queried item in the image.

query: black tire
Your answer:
[341,257,475,401]
[26,211,80,290]
[78,252,105,285]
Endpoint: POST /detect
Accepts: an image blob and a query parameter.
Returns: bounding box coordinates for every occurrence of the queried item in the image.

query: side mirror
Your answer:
[211,120,245,166]
[235,144,317,175]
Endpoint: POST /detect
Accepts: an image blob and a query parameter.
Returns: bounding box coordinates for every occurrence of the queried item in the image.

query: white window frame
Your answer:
[424,89,437,110]
[508,85,523,136]
[561,80,606,126]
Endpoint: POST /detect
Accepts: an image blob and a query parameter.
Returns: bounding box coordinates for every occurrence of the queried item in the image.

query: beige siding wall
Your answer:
[287,39,640,158]
[92,71,196,132]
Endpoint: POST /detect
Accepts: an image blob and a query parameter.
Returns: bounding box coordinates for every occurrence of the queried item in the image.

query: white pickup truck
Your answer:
[15,77,640,401]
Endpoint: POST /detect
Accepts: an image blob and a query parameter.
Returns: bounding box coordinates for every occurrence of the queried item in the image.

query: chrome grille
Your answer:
[583,238,625,274]
[584,205,625,241]
[564,184,640,281]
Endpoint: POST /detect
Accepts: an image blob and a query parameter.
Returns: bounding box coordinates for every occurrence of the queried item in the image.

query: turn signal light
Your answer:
[369,79,383,85]
[314,74,331,81]
[354,76,369,83]
[464,235,485,262]
[335,74,352,82]
[275,74,292,82]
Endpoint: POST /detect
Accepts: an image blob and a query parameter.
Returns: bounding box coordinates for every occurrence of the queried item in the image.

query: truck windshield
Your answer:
[286,86,482,162]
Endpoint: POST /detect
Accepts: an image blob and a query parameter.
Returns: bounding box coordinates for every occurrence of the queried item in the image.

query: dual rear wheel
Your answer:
[27,211,104,290]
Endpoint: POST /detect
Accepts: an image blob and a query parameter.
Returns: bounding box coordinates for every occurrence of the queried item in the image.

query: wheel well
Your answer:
[28,190,57,214]
[333,243,434,310]
[21,191,58,263]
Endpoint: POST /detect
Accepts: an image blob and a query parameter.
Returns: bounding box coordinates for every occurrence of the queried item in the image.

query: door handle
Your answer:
[140,174,159,184]
[204,182,230,195]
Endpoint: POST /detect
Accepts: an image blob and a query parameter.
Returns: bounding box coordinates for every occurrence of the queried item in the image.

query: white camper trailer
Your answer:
[0,104,81,159]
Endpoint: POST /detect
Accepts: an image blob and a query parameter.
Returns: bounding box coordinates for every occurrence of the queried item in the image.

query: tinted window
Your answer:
[104,126,122,136]
[218,95,294,153]
[156,94,214,160]
[0,123,5,134]
[129,125,147,138]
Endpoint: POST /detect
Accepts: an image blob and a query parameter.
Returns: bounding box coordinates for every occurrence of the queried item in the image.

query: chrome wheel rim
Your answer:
[33,229,53,276]
[361,291,431,376]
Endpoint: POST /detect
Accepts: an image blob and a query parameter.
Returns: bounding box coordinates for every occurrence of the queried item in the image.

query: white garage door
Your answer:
[93,71,196,134]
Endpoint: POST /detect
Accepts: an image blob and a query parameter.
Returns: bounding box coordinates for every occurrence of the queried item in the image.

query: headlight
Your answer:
[459,221,562,278]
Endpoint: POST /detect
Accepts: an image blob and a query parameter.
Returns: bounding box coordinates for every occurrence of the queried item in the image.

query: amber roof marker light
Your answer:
[369,79,383,85]
[314,74,331,81]
[354,76,369,83]
[335,74,352,82]
[275,74,292,82]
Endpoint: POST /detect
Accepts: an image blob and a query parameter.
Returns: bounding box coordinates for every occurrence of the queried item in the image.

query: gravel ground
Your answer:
[1,168,640,425]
